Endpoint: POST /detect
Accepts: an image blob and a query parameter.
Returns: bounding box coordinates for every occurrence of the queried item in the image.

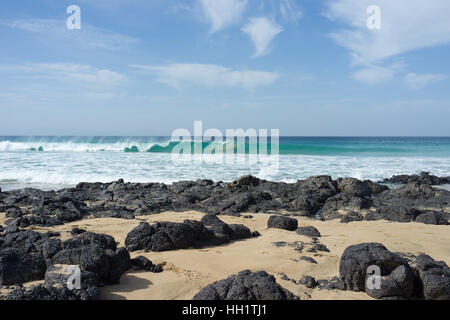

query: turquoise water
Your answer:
[1,136,449,190]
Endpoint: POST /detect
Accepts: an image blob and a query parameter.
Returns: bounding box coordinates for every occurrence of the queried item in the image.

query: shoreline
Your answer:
[1,173,449,300]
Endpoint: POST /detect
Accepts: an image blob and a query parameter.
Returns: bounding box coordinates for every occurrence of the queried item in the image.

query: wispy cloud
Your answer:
[130,63,279,89]
[323,0,450,84]
[404,73,446,90]
[280,0,303,23]
[1,18,138,50]
[351,65,395,85]
[199,0,248,33]
[241,17,283,57]
[351,62,405,85]
[0,63,125,86]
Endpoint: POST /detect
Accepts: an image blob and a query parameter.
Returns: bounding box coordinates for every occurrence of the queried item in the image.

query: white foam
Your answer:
[0,152,449,191]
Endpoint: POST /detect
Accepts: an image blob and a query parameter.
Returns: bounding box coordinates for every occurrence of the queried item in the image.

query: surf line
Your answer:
[182,304,216,318]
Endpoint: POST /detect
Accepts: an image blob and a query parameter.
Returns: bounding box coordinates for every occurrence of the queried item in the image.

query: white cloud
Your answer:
[199,0,248,33]
[324,0,450,83]
[1,19,138,50]
[241,17,283,57]
[351,65,395,85]
[0,63,125,85]
[280,0,303,23]
[130,63,279,89]
[404,73,446,90]
[351,61,405,85]
[324,0,450,65]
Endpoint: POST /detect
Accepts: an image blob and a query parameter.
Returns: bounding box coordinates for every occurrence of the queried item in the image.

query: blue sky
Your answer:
[1,0,450,136]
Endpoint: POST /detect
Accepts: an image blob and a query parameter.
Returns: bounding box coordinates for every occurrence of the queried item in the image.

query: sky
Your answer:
[1,0,450,136]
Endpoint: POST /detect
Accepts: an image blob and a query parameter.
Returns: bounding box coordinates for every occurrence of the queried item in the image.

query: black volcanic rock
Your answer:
[0,248,46,285]
[296,226,321,237]
[415,211,449,225]
[125,216,252,252]
[383,172,450,186]
[408,254,450,300]
[299,276,317,288]
[340,211,363,223]
[339,243,410,292]
[267,215,298,231]
[193,270,299,300]
[130,256,163,273]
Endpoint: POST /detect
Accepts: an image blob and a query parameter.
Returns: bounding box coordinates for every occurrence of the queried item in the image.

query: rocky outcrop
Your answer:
[193,270,299,300]
[339,243,450,300]
[339,243,411,292]
[0,175,448,230]
[382,172,450,186]
[0,227,131,300]
[125,215,252,252]
[0,248,46,286]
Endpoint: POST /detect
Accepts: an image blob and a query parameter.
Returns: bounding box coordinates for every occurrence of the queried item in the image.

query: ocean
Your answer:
[1,136,450,191]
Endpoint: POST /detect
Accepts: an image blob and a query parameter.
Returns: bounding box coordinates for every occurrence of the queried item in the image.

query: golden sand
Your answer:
[5,211,447,300]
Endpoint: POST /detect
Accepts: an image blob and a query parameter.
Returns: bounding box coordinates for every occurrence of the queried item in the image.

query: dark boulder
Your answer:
[415,212,449,225]
[299,256,317,264]
[383,172,449,186]
[336,178,372,197]
[124,222,155,252]
[34,238,63,262]
[63,232,117,251]
[307,243,329,253]
[125,217,252,253]
[409,254,450,300]
[321,193,371,221]
[130,256,163,273]
[228,224,252,240]
[193,270,299,300]
[43,264,100,300]
[230,175,262,188]
[299,276,317,288]
[339,243,410,292]
[51,232,129,285]
[71,228,86,235]
[378,205,421,223]
[0,230,44,253]
[0,248,46,285]
[3,265,100,300]
[296,226,321,238]
[365,265,416,299]
[251,231,261,237]
[267,215,298,231]
[293,176,338,216]
[317,277,346,291]
[340,211,363,223]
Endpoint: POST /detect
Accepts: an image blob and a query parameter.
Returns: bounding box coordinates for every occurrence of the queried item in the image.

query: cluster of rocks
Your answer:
[0,227,156,300]
[268,218,329,256]
[193,270,299,300]
[125,214,255,252]
[339,243,450,300]
[1,174,449,227]
[382,172,450,186]
[281,273,346,291]
[198,241,449,301]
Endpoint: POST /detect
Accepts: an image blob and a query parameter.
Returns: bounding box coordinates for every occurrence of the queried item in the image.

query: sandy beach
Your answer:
[4,210,447,300]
